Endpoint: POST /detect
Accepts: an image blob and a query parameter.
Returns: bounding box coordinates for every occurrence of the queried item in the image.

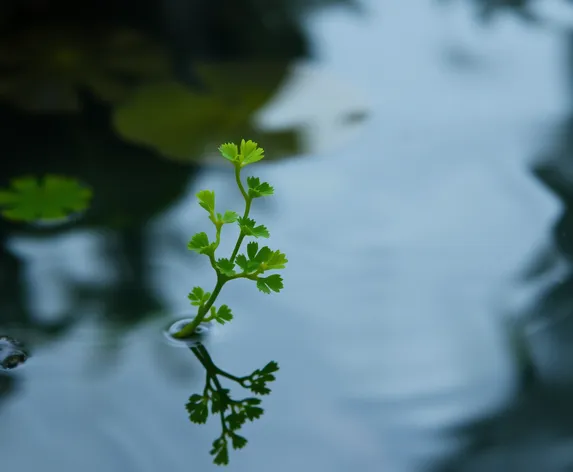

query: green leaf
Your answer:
[261,361,279,375]
[226,412,247,430]
[249,382,271,395]
[219,142,239,162]
[230,433,248,450]
[0,175,92,222]
[238,217,270,238]
[196,189,215,214]
[246,176,274,198]
[214,305,233,325]
[221,210,238,224]
[235,254,249,272]
[216,258,236,276]
[256,274,283,294]
[187,232,213,254]
[254,246,272,263]
[188,286,211,306]
[244,406,264,421]
[247,241,258,260]
[239,139,265,166]
[243,397,262,406]
[186,395,209,424]
[211,437,229,466]
[211,388,231,413]
[247,361,279,395]
[266,250,288,270]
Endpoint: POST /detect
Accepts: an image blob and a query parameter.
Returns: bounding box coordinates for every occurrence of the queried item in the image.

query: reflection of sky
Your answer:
[0,1,570,471]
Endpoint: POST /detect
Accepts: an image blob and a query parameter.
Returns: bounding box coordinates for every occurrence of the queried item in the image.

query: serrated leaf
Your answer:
[186,396,209,424]
[216,258,236,276]
[238,217,269,238]
[187,232,213,254]
[266,250,288,270]
[254,246,272,263]
[244,406,264,421]
[261,361,279,375]
[211,437,229,466]
[240,139,264,166]
[250,382,271,395]
[211,388,231,413]
[226,412,247,430]
[251,225,269,238]
[235,254,249,272]
[219,142,239,162]
[221,210,238,224]
[188,286,210,306]
[246,176,261,190]
[196,189,215,214]
[256,279,270,294]
[256,274,283,293]
[247,241,258,260]
[215,305,233,325]
[230,433,248,450]
[246,176,274,198]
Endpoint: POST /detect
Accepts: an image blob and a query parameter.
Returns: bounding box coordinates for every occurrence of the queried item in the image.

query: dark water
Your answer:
[2,0,573,471]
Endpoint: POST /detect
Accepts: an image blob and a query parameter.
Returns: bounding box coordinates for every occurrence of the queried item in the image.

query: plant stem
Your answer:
[173,277,226,338]
[230,165,251,263]
[173,164,252,338]
[197,344,249,384]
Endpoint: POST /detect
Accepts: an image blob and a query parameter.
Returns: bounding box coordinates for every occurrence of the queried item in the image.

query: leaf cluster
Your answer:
[174,139,287,339]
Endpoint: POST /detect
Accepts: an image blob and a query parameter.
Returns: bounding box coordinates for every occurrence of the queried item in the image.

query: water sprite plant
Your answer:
[173,139,287,339]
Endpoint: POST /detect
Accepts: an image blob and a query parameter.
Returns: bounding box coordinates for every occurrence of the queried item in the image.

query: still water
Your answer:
[1,1,573,471]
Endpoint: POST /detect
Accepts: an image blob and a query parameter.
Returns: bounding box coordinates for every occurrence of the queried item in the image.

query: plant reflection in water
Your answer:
[187,341,278,466]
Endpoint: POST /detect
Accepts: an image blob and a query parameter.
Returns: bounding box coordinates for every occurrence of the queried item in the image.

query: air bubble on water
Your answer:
[163,318,214,348]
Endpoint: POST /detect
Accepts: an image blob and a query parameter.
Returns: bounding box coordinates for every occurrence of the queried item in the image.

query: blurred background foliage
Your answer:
[0,0,356,360]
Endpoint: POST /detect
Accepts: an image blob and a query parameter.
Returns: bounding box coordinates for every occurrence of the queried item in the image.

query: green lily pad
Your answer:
[112,62,300,162]
[0,175,92,222]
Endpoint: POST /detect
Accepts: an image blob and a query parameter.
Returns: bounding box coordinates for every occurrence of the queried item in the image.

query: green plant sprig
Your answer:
[188,344,279,465]
[173,139,287,339]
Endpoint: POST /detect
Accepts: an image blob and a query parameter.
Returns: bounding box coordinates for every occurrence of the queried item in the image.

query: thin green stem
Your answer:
[173,277,226,338]
[234,164,248,201]
[230,166,252,264]
[197,344,249,384]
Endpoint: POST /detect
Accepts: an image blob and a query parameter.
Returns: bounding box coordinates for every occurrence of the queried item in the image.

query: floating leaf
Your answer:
[112,62,299,162]
[0,175,92,222]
